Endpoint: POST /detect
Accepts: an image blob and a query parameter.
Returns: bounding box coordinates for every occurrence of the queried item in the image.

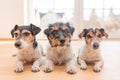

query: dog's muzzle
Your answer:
[59,34,66,46]
[93,42,99,49]
[15,41,21,48]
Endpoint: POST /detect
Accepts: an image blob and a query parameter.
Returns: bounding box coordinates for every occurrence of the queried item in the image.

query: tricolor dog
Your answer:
[42,22,77,74]
[77,28,108,72]
[11,24,44,72]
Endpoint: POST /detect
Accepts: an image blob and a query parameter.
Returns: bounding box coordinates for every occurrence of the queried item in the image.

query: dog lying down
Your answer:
[42,22,77,74]
[77,28,108,72]
[11,24,45,72]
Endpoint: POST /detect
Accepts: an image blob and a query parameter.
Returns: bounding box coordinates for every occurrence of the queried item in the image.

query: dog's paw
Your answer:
[80,64,87,70]
[66,66,77,74]
[42,65,54,73]
[93,66,101,72]
[43,67,53,73]
[14,67,24,73]
[66,68,77,74]
[31,66,40,72]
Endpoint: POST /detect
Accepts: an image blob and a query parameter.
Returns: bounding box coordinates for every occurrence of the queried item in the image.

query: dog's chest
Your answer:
[82,47,101,62]
[18,48,39,62]
[49,47,71,65]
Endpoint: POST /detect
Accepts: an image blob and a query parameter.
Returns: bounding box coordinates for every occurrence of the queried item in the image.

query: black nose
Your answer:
[93,43,99,49]
[15,42,21,47]
[60,40,65,43]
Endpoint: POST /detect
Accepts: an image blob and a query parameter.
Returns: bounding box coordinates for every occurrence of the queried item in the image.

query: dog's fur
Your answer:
[42,22,77,74]
[77,28,108,72]
[11,24,44,72]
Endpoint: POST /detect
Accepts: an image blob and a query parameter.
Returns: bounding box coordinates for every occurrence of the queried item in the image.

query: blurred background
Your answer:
[0,0,120,40]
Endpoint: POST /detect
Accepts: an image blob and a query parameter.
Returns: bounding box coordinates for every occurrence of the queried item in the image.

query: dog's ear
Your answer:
[44,28,49,36]
[79,29,88,38]
[44,24,53,36]
[66,22,75,35]
[99,28,108,39]
[30,23,41,35]
[11,25,18,38]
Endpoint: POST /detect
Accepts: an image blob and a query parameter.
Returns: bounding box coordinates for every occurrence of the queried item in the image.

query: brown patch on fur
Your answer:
[61,26,68,30]
[21,29,34,43]
[65,36,71,45]
[79,28,108,45]
[51,26,59,30]
[14,30,20,39]
[85,31,94,45]
[48,34,60,47]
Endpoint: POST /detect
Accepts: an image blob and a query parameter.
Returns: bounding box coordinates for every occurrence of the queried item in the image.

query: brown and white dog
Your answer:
[77,28,108,72]
[11,24,44,72]
[42,22,77,74]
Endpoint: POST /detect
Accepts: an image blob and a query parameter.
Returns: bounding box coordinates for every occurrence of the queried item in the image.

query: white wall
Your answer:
[0,0,24,38]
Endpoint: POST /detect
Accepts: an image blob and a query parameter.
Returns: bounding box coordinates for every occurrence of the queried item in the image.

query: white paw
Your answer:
[43,65,54,73]
[93,66,101,72]
[14,66,24,73]
[31,66,40,72]
[80,64,87,70]
[66,66,77,74]
[43,67,53,73]
[66,68,77,74]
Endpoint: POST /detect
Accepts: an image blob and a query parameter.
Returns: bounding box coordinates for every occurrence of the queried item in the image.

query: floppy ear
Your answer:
[100,28,108,39]
[11,25,18,38]
[66,22,75,35]
[30,24,41,35]
[44,28,49,36]
[79,29,88,38]
[44,24,53,36]
[70,27,75,35]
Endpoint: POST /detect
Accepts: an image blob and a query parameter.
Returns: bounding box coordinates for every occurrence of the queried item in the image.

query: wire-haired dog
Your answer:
[77,28,108,72]
[43,22,77,74]
[11,24,43,72]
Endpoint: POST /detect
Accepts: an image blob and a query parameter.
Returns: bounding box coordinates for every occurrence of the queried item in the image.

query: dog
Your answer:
[42,22,77,74]
[11,24,44,72]
[77,28,108,72]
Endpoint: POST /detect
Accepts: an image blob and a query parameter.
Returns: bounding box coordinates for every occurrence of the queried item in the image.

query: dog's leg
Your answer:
[77,57,87,70]
[93,60,104,72]
[31,59,41,72]
[42,59,54,73]
[66,58,77,74]
[15,59,24,72]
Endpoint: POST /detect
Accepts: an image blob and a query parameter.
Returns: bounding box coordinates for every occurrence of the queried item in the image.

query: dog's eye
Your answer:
[52,31,59,38]
[97,34,102,38]
[23,32,30,37]
[63,30,68,33]
[87,35,92,38]
[54,34,59,38]
[14,33,18,37]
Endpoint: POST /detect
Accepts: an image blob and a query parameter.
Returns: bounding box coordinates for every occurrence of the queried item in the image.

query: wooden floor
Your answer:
[0,40,120,80]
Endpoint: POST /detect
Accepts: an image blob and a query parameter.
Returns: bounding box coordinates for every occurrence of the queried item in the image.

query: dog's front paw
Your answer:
[66,66,77,74]
[93,66,101,72]
[66,68,77,74]
[14,67,24,73]
[80,64,87,70]
[31,66,40,72]
[43,66,53,73]
[42,64,54,73]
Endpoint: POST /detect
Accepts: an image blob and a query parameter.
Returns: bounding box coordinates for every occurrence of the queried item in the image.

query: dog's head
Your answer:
[11,24,41,49]
[79,28,108,49]
[44,22,74,47]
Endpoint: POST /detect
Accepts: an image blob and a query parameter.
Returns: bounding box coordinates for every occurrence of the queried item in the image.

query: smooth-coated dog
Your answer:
[42,22,77,74]
[11,24,44,72]
[77,28,108,72]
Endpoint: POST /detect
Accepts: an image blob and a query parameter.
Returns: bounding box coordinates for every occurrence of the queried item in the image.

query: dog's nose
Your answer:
[93,42,99,49]
[15,42,21,47]
[60,40,65,43]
